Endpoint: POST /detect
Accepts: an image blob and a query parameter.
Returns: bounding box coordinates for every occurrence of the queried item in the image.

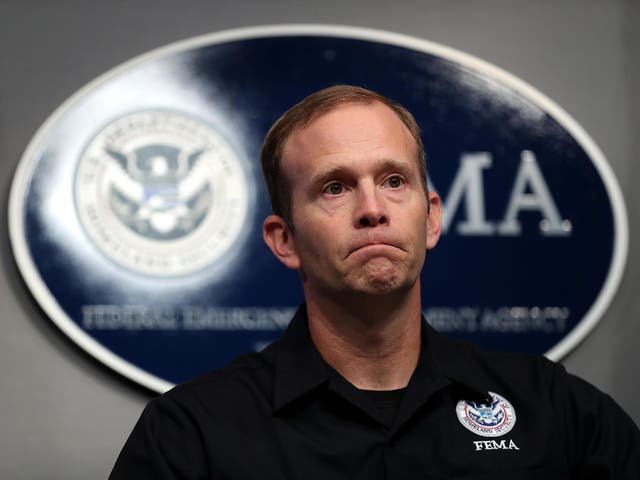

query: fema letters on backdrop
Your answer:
[438,150,571,237]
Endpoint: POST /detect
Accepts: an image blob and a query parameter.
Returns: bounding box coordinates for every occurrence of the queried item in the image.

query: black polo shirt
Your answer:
[110,306,640,479]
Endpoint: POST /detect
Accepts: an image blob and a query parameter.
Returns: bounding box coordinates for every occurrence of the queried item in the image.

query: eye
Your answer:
[384,175,405,189]
[323,182,345,195]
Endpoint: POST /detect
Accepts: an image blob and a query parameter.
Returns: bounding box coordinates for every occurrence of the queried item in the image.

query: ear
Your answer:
[426,191,442,250]
[263,214,301,270]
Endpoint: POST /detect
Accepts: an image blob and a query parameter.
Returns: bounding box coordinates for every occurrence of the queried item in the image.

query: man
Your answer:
[110,85,640,479]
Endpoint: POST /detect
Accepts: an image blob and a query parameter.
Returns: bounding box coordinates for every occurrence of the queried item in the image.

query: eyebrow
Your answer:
[308,165,352,190]
[375,157,415,176]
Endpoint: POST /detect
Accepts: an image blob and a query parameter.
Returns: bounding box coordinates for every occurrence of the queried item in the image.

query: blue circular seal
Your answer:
[74,110,250,276]
[456,392,517,437]
[9,25,628,392]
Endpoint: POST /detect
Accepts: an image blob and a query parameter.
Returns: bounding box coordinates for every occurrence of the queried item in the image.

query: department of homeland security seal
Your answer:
[75,110,249,276]
[456,392,516,437]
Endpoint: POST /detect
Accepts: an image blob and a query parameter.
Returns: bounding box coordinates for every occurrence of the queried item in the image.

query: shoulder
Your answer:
[470,345,562,392]
[434,329,620,410]
[464,344,615,406]
[151,341,279,415]
[109,345,281,479]
[430,327,564,399]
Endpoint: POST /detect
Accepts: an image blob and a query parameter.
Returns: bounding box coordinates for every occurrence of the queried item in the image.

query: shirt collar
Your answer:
[273,305,492,413]
[419,321,493,404]
[273,304,329,412]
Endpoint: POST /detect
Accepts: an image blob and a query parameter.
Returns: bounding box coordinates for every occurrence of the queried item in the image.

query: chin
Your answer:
[360,262,404,289]
[353,272,408,296]
[358,266,421,297]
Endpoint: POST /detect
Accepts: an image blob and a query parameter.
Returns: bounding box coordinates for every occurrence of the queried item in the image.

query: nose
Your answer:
[354,185,388,228]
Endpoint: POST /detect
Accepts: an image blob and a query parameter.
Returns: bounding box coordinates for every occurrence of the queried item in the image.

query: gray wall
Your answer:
[1,0,638,478]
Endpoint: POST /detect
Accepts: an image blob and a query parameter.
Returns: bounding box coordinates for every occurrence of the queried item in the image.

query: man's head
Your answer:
[261,85,442,301]
[261,85,429,228]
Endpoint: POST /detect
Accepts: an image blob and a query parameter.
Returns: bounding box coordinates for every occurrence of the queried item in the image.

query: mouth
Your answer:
[347,241,404,258]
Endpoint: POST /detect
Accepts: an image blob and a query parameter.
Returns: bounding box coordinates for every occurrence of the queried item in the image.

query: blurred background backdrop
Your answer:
[1,1,638,478]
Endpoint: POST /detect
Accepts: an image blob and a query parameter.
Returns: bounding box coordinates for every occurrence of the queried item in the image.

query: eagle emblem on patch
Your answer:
[456,391,516,437]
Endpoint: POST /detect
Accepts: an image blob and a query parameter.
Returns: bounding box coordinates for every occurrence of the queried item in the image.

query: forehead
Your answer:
[280,101,416,175]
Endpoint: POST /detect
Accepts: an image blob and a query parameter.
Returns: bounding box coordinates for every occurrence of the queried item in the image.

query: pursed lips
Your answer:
[346,240,405,258]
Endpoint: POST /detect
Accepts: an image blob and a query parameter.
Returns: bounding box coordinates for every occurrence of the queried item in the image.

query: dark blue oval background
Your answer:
[12,27,626,391]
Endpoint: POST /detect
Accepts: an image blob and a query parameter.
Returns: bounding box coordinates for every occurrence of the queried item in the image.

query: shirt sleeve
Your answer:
[551,363,640,478]
[108,395,210,480]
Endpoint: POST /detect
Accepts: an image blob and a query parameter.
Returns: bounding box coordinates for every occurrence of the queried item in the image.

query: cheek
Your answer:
[291,219,325,251]
[295,208,341,240]
[404,206,428,235]
[295,224,341,266]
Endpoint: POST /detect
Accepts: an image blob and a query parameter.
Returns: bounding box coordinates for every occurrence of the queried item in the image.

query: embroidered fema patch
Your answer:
[456,392,516,437]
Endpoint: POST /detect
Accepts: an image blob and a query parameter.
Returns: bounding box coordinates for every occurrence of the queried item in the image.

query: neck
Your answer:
[304,285,422,391]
